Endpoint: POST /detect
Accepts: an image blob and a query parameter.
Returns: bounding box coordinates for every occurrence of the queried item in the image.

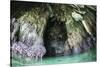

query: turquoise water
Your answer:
[11,48,96,67]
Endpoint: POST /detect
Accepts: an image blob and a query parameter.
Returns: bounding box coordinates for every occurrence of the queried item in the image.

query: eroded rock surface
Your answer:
[11,1,96,59]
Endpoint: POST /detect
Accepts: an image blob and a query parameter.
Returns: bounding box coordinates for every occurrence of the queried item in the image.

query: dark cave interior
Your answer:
[43,16,67,56]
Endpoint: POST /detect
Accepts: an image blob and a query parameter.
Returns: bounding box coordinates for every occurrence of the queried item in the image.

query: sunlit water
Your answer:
[11,48,96,67]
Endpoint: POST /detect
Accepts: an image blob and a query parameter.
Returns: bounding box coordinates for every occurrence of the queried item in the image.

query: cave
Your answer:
[43,16,67,56]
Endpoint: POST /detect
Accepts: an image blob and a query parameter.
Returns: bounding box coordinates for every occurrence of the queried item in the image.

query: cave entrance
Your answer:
[43,16,67,57]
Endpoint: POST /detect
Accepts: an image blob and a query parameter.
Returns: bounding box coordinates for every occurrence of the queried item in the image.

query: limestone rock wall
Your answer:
[11,1,96,57]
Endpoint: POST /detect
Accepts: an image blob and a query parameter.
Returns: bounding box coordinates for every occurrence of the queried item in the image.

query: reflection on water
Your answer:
[11,48,96,66]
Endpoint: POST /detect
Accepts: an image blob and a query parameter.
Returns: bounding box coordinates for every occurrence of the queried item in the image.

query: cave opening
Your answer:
[43,16,67,57]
